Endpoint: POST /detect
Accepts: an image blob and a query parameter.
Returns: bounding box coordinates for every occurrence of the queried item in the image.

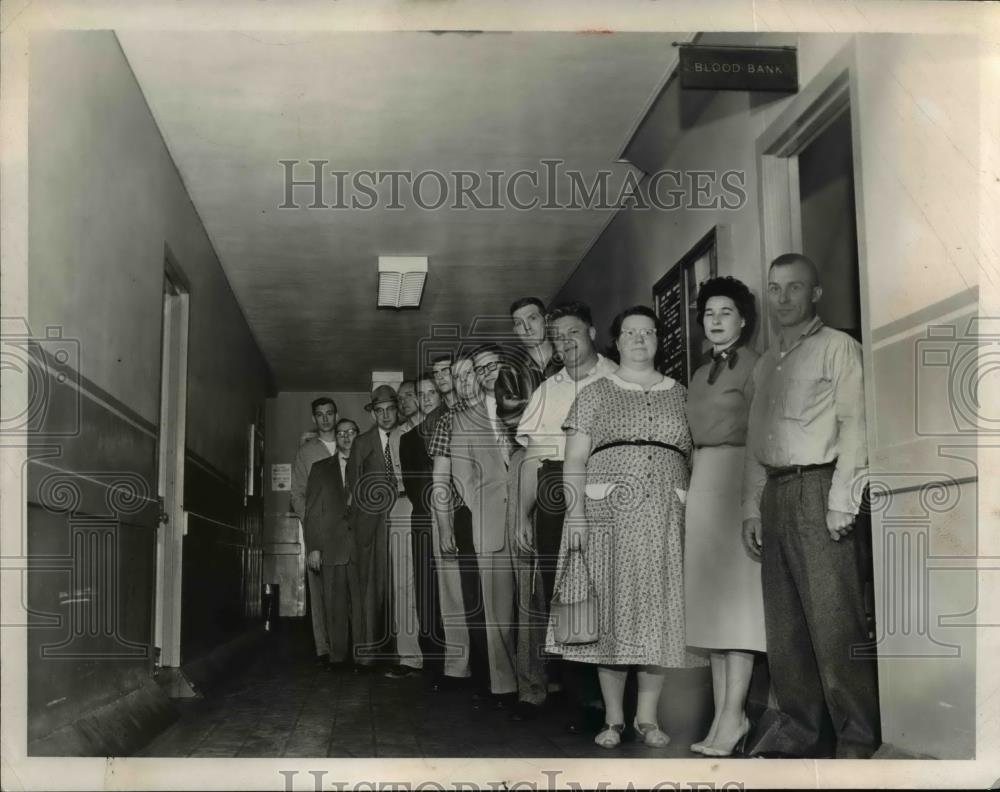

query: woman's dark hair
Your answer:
[695,276,757,345]
[606,305,666,372]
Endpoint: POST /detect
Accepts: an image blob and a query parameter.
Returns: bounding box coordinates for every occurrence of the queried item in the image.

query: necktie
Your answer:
[384,434,395,485]
[707,344,740,386]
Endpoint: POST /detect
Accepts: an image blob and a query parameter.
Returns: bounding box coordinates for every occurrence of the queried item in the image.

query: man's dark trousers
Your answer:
[410,512,445,679]
[523,460,598,711]
[757,466,880,758]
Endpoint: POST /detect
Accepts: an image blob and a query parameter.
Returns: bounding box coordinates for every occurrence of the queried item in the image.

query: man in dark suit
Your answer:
[346,384,400,669]
[303,418,362,670]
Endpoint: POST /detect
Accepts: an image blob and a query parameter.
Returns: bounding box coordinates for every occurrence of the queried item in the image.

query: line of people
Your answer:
[290,252,881,759]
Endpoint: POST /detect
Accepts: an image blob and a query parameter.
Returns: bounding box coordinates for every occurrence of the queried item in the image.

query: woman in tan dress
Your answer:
[684,276,765,757]
[547,305,702,749]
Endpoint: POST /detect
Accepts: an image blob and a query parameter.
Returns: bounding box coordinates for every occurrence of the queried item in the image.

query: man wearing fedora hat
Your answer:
[346,383,424,678]
[346,384,400,670]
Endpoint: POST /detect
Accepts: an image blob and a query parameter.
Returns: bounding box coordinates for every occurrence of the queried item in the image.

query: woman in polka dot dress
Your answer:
[546,305,704,749]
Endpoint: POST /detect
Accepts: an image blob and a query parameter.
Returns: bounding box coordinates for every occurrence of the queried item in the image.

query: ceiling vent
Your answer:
[378,256,427,308]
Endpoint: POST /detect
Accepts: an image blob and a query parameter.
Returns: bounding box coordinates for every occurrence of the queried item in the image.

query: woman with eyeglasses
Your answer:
[683,276,764,758]
[547,305,701,749]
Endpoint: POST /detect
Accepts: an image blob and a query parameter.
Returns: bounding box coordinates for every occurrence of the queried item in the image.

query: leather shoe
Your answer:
[384,664,420,680]
[315,653,330,666]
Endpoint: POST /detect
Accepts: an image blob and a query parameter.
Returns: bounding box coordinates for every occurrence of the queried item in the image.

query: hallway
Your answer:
[139,619,712,759]
[7,15,988,779]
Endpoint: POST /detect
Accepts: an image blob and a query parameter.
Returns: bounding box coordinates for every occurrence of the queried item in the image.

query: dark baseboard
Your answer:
[28,678,177,757]
[173,625,269,696]
[27,626,269,756]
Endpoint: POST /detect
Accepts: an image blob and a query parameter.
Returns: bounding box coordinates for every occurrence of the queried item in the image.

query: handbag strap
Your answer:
[553,545,597,600]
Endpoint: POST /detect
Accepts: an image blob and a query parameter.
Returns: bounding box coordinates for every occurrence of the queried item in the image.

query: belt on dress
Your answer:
[591,439,686,458]
[765,461,836,480]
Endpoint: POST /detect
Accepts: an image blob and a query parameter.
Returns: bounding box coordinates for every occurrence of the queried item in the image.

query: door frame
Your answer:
[755,37,875,451]
[154,245,191,668]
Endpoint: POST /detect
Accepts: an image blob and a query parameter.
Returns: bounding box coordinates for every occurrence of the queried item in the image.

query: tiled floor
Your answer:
[138,619,715,758]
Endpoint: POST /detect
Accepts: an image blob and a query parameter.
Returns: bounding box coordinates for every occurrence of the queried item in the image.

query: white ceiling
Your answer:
[118,31,680,390]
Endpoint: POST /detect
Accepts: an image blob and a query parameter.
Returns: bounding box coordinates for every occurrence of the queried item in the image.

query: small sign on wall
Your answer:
[679,45,798,93]
[271,463,292,491]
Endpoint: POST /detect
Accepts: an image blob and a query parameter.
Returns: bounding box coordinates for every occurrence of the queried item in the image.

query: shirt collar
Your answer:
[552,353,613,384]
[777,315,824,355]
[607,370,676,391]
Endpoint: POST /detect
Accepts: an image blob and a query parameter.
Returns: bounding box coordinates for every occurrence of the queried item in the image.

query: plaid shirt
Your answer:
[427,399,469,509]
[427,399,469,459]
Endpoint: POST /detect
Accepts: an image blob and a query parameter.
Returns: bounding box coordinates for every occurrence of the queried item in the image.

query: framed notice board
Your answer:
[652,228,718,385]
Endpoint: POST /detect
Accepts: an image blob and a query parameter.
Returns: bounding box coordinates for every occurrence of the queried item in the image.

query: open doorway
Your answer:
[154,251,190,670]
[797,107,862,342]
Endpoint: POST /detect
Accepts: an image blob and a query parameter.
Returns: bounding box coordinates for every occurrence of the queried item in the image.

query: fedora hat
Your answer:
[364,384,398,412]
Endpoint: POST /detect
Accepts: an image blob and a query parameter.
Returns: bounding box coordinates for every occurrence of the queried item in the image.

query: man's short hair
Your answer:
[770,253,821,286]
[335,418,359,433]
[470,343,503,361]
[547,301,593,327]
[311,397,337,414]
[509,296,545,317]
[430,353,453,369]
[416,370,436,386]
[398,379,416,392]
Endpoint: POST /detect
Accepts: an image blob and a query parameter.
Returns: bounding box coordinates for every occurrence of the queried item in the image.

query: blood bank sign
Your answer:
[678,45,798,92]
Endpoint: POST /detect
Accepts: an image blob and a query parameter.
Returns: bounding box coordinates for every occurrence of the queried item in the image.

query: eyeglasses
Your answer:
[335,429,358,437]
[620,328,657,340]
[474,360,501,375]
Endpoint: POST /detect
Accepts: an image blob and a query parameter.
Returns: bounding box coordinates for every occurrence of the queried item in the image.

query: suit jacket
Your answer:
[303,453,352,566]
[399,409,444,517]
[346,425,395,549]
[291,437,333,518]
[449,401,509,554]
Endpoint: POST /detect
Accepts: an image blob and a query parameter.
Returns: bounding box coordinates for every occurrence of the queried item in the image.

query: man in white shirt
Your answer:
[291,397,339,663]
[513,302,617,723]
[395,379,422,435]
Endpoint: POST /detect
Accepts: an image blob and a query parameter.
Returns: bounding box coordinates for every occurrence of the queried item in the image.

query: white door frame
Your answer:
[755,37,875,447]
[755,38,871,355]
[154,248,190,668]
